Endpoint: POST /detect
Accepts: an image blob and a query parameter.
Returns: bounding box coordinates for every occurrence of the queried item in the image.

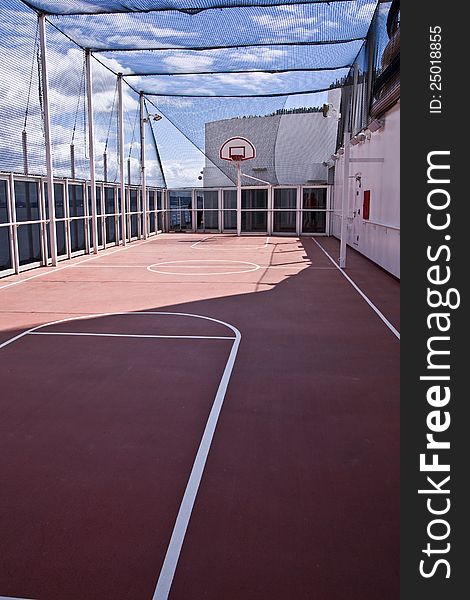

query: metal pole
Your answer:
[139,92,148,239]
[117,74,126,246]
[339,132,350,269]
[236,162,241,236]
[38,14,57,266]
[85,48,98,254]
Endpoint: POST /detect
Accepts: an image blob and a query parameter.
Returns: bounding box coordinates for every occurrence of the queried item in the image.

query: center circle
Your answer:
[147,260,261,276]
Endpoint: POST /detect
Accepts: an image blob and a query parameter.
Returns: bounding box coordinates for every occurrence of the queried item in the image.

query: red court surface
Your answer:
[0,234,400,600]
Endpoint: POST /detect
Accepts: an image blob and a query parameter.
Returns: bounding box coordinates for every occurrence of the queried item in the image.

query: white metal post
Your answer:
[267,185,273,235]
[38,14,57,266]
[339,132,350,268]
[85,49,98,254]
[236,162,241,236]
[139,92,148,239]
[117,74,126,246]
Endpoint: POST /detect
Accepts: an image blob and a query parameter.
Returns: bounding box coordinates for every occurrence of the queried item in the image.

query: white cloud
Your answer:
[162,52,215,72]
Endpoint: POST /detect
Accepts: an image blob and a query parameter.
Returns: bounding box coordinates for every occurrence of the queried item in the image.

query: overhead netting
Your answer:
[1,0,382,187]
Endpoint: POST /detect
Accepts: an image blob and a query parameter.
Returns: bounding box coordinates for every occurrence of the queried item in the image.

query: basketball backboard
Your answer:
[220,137,256,162]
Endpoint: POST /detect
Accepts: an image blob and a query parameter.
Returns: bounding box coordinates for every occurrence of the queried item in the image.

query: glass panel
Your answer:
[157,211,163,232]
[131,215,138,238]
[105,188,115,214]
[87,186,102,215]
[302,211,327,233]
[18,223,41,265]
[274,188,297,210]
[274,211,296,233]
[203,210,218,230]
[169,191,192,231]
[302,188,327,209]
[0,228,11,271]
[156,191,162,210]
[0,181,11,271]
[54,184,66,256]
[44,183,66,257]
[223,190,236,209]
[105,217,116,244]
[242,211,267,232]
[0,180,8,223]
[70,185,85,217]
[15,181,39,222]
[149,212,156,233]
[242,189,267,210]
[130,189,138,213]
[224,210,236,230]
[148,190,155,212]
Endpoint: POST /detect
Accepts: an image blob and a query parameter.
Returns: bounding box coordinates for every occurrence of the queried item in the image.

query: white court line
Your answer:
[0,236,161,291]
[29,331,235,341]
[312,239,400,340]
[147,259,260,276]
[0,311,241,600]
[0,597,36,600]
[190,235,270,250]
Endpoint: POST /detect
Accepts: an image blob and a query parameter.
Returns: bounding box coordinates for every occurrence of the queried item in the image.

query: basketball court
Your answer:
[0,233,399,600]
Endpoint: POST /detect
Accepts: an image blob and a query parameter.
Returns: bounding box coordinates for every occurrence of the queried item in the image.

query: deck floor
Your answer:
[0,234,399,600]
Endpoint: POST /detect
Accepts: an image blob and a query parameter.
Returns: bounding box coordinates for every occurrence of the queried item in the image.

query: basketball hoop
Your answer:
[219,137,257,238]
[220,137,256,162]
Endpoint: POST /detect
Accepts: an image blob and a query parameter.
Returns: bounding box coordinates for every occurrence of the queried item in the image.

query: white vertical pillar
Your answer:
[139,92,148,239]
[117,73,126,245]
[339,133,350,268]
[236,163,241,236]
[85,48,98,254]
[38,14,57,266]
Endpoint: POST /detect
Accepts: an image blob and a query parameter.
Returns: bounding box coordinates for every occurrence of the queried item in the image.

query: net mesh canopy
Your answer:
[0,0,387,187]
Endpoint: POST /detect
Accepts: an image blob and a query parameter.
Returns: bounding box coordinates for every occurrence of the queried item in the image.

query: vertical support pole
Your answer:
[236,162,241,236]
[339,132,350,269]
[38,14,57,266]
[117,74,126,245]
[139,92,148,239]
[85,48,98,254]
[103,151,108,183]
